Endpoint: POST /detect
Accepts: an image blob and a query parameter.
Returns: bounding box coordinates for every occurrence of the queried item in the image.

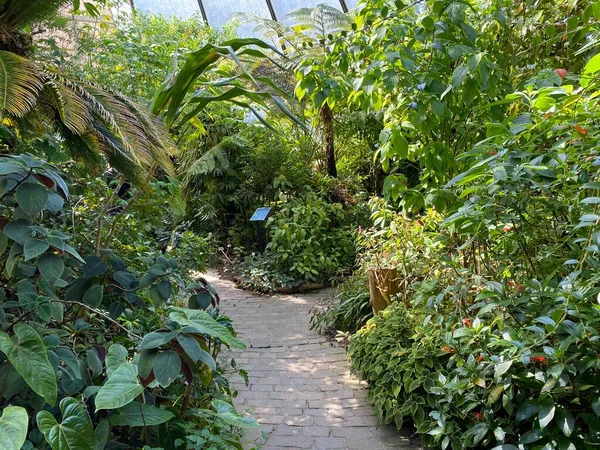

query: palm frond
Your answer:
[0,51,43,116]
[285,4,352,37]
[0,0,71,28]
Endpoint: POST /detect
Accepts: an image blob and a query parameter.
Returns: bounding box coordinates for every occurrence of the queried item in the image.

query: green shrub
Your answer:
[265,194,356,282]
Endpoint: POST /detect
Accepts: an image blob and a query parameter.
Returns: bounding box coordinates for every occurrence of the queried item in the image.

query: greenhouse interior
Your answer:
[1,0,599,449]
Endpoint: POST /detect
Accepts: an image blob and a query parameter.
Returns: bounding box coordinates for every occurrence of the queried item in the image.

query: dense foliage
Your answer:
[5,0,600,449]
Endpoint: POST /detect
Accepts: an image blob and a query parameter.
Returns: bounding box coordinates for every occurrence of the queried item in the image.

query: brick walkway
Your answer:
[205,272,421,450]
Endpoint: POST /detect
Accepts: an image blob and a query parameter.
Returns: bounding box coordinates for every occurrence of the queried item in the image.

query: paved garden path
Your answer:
[204,272,421,450]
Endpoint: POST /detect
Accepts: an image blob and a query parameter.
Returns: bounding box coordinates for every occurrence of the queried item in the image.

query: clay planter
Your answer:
[367,267,400,314]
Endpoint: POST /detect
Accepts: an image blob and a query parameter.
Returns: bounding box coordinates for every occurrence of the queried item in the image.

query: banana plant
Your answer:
[150,38,306,132]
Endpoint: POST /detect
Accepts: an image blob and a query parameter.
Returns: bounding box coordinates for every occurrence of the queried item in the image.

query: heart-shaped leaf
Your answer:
[38,253,64,286]
[95,363,143,411]
[37,397,95,450]
[0,324,57,405]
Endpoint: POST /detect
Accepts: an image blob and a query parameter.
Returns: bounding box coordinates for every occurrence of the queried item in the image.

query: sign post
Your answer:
[249,207,272,253]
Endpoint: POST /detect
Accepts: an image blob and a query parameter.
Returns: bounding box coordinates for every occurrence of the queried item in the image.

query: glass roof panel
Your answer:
[345,0,359,9]
[272,0,344,22]
[133,0,201,18]
[201,0,273,36]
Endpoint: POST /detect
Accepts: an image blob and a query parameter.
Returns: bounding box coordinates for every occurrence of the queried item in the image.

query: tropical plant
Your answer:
[0,153,255,449]
[0,0,173,185]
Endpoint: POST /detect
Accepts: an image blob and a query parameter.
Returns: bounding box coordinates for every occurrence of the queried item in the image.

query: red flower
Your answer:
[515,284,525,292]
[489,151,498,156]
[477,355,483,363]
[502,225,513,232]
[554,68,567,80]
[473,412,484,421]
[531,356,548,365]
[463,318,472,327]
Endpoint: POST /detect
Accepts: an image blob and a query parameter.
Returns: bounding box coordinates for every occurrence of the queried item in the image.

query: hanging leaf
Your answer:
[177,334,216,371]
[0,324,57,405]
[153,351,181,387]
[83,284,104,308]
[37,397,95,450]
[105,344,128,377]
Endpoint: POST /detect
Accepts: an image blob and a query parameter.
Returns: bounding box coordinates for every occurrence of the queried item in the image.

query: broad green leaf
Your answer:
[83,256,108,278]
[211,399,258,428]
[582,53,600,87]
[451,65,469,87]
[177,334,216,371]
[37,397,95,450]
[0,324,57,405]
[38,253,64,286]
[23,238,49,261]
[556,406,575,437]
[520,429,542,444]
[157,280,173,301]
[494,360,512,378]
[16,182,49,216]
[4,219,32,244]
[169,308,245,349]
[539,397,555,429]
[137,349,159,379]
[0,406,28,450]
[109,402,174,427]
[105,344,128,377]
[94,421,109,450]
[149,284,164,308]
[95,363,143,411]
[140,331,178,350]
[153,350,181,387]
[83,284,104,308]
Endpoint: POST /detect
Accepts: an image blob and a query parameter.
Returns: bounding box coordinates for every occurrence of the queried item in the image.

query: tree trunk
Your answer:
[320,103,337,178]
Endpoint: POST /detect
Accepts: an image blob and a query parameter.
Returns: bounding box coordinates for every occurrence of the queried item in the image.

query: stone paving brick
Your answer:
[205,272,421,450]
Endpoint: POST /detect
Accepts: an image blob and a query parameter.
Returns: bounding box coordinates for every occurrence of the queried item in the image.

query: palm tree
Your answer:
[0,0,173,184]
[237,4,353,178]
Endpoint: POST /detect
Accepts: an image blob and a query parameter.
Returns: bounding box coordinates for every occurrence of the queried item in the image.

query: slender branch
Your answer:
[95,178,125,255]
[55,300,141,340]
[103,165,157,249]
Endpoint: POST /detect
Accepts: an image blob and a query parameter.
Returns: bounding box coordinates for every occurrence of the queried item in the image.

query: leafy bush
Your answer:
[0,154,256,449]
[310,274,372,334]
[266,194,356,281]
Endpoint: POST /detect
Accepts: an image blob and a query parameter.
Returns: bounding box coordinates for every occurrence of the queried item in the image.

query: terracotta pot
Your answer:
[367,267,400,314]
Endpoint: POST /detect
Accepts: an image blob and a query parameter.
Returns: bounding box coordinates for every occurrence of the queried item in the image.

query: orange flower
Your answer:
[503,225,513,232]
[477,355,483,363]
[515,284,525,292]
[463,318,472,327]
[442,346,457,354]
[488,151,498,156]
[574,125,588,137]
